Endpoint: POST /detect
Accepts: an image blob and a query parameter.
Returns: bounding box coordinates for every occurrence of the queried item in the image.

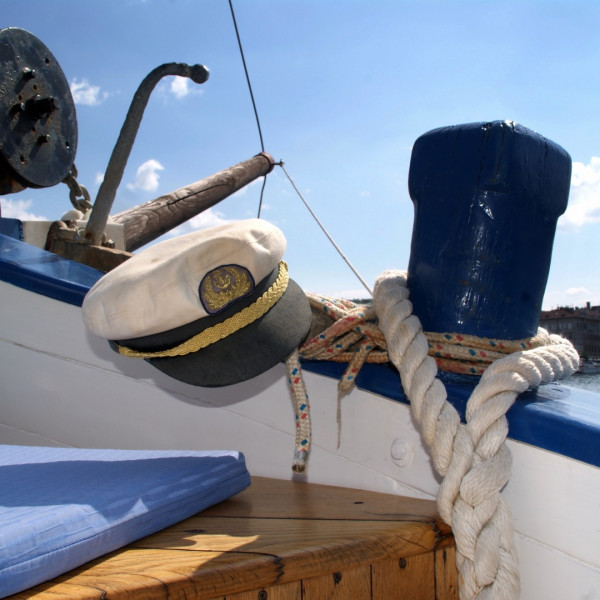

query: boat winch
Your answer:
[0,27,77,196]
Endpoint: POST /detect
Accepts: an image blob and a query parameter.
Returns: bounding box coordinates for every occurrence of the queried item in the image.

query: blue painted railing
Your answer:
[0,230,102,306]
[302,360,600,468]
[1,223,599,468]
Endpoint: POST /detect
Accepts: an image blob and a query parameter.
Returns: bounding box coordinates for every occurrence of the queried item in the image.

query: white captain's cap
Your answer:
[82,218,312,387]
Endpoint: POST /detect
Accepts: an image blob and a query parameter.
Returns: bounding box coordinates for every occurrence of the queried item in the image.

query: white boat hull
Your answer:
[1,278,599,598]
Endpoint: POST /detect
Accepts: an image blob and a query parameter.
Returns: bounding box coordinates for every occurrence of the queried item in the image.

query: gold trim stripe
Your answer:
[116,261,289,359]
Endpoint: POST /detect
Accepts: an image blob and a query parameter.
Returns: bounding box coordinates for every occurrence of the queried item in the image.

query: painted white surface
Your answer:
[1,279,599,598]
[21,220,125,250]
[516,533,600,600]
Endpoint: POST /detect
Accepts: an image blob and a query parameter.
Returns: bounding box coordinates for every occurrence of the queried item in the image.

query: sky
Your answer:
[1,0,599,310]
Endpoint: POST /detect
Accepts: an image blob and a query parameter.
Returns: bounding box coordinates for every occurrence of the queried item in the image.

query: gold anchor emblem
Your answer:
[199,265,254,314]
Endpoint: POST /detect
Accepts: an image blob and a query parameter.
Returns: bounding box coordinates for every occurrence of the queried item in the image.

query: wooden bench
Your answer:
[10,477,457,599]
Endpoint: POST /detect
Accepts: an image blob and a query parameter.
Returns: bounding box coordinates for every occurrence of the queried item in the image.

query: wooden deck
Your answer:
[10,477,457,599]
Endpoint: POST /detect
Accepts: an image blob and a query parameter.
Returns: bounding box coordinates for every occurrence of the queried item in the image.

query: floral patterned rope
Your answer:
[299,293,550,382]
[284,293,553,471]
[285,349,311,473]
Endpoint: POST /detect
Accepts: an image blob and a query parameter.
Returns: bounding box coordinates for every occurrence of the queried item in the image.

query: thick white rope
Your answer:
[373,270,579,600]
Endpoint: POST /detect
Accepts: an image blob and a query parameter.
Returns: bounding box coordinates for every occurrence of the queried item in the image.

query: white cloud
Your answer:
[170,77,190,99]
[94,172,104,186]
[231,177,264,198]
[253,203,271,213]
[70,78,108,106]
[566,286,593,297]
[0,198,47,221]
[543,286,599,310]
[166,208,231,237]
[163,76,205,100]
[559,157,600,230]
[188,209,231,229]
[126,159,164,192]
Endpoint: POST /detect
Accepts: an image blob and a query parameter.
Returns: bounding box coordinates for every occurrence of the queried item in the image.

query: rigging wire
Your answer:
[229,1,372,297]
[228,0,264,152]
[228,0,268,217]
[279,163,374,297]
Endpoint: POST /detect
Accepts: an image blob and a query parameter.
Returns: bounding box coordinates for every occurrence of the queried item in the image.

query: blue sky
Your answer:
[1,0,599,310]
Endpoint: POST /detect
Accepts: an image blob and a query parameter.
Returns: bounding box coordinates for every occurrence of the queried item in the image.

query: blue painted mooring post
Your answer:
[407,121,571,339]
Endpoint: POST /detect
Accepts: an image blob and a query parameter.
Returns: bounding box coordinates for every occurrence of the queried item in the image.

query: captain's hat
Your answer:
[82,218,312,386]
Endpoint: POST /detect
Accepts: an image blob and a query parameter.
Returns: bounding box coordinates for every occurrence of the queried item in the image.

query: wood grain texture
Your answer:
[202,476,447,524]
[301,565,372,599]
[9,477,455,600]
[112,153,274,251]
[48,238,133,272]
[435,545,459,600]
[220,581,302,600]
[372,553,434,599]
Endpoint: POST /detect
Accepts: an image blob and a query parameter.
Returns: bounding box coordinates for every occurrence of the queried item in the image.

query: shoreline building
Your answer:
[540,302,600,360]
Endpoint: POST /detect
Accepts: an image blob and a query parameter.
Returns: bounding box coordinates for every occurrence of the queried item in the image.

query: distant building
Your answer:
[540,302,600,359]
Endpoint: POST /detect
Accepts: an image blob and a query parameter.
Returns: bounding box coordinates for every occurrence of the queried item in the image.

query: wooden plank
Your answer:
[111,153,275,251]
[222,581,302,600]
[47,237,132,272]
[124,517,437,591]
[38,549,281,599]
[301,565,372,599]
[203,476,447,525]
[372,553,435,599]
[435,545,459,600]
[8,477,455,600]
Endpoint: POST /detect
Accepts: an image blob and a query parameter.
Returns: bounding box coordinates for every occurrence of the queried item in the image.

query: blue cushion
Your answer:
[0,445,250,598]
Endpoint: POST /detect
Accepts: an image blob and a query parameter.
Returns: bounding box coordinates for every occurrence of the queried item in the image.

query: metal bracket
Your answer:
[84,62,209,246]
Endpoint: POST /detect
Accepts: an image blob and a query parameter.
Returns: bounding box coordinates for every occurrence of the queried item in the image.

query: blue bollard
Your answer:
[407,121,571,340]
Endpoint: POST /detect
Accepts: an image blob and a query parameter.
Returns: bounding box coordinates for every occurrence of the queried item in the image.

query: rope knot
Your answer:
[285,271,579,599]
[299,294,388,400]
[372,269,578,600]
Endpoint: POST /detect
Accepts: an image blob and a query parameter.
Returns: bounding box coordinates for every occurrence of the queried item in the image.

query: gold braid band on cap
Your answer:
[116,261,289,359]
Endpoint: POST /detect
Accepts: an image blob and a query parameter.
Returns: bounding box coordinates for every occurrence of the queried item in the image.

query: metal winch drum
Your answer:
[0,27,77,195]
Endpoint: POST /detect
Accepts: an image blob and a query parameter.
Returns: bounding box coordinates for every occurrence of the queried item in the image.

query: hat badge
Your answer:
[199,264,255,315]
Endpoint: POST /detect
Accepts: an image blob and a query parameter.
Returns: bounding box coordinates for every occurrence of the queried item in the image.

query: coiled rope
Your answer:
[373,270,579,599]
[296,292,554,397]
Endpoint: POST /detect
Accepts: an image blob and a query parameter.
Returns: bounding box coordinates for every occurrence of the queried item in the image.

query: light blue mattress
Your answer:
[0,445,250,597]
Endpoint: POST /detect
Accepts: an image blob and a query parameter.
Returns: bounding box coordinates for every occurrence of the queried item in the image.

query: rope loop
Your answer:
[372,269,578,599]
[299,294,387,402]
[285,269,578,598]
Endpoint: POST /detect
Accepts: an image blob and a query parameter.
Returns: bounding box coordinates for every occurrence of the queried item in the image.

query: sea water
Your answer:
[561,372,600,394]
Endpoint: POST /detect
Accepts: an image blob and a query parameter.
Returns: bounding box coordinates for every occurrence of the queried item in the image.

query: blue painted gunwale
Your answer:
[0,231,103,306]
[1,224,599,468]
[302,360,600,468]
